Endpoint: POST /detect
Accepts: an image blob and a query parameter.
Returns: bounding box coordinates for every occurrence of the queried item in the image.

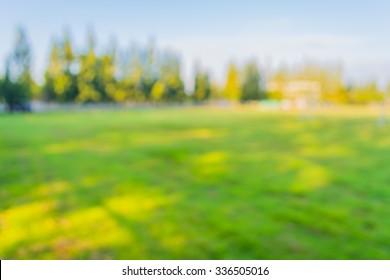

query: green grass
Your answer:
[1,106,390,259]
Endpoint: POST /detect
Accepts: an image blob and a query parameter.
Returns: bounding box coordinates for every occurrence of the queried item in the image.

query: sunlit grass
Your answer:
[0,106,390,259]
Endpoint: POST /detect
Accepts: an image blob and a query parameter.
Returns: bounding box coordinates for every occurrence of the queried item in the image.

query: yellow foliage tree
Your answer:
[77,32,100,102]
[223,64,241,101]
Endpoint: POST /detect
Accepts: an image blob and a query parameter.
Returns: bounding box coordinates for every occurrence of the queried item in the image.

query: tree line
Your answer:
[0,27,388,111]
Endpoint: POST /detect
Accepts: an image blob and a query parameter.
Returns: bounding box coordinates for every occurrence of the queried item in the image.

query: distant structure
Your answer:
[267,80,321,111]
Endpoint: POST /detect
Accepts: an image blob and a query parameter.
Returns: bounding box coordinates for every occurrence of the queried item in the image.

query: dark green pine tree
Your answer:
[241,62,266,102]
[3,27,33,111]
[193,71,211,102]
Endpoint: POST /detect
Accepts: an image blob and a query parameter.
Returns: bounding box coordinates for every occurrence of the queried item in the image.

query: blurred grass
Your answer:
[0,106,390,259]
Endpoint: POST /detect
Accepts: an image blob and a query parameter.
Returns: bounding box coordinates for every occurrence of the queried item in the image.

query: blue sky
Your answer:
[1,0,390,87]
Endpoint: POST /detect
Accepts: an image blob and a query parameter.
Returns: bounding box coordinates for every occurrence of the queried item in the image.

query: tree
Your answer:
[268,62,348,103]
[154,52,185,102]
[295,63,345,103]
[0,76,3,101]
[119,44,154,102]
[223,64,241,101]
[3,27,33,111]
[384,82,390,103]
[61,31,78,101]
[43,32,78,102]
[0,59,14,107]
[119,48,143,102]
[43,41,61,101]
[95,40,120,102]
[77,30,100,102]
[349,82,384,104]
[209,83,222,100]
[141,42,158,101]
[267,67,288,100]
[241,62,265,102]
[192,71,211,102]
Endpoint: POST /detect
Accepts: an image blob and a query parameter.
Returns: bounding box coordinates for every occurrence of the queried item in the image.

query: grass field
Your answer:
[1,106,390,259]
